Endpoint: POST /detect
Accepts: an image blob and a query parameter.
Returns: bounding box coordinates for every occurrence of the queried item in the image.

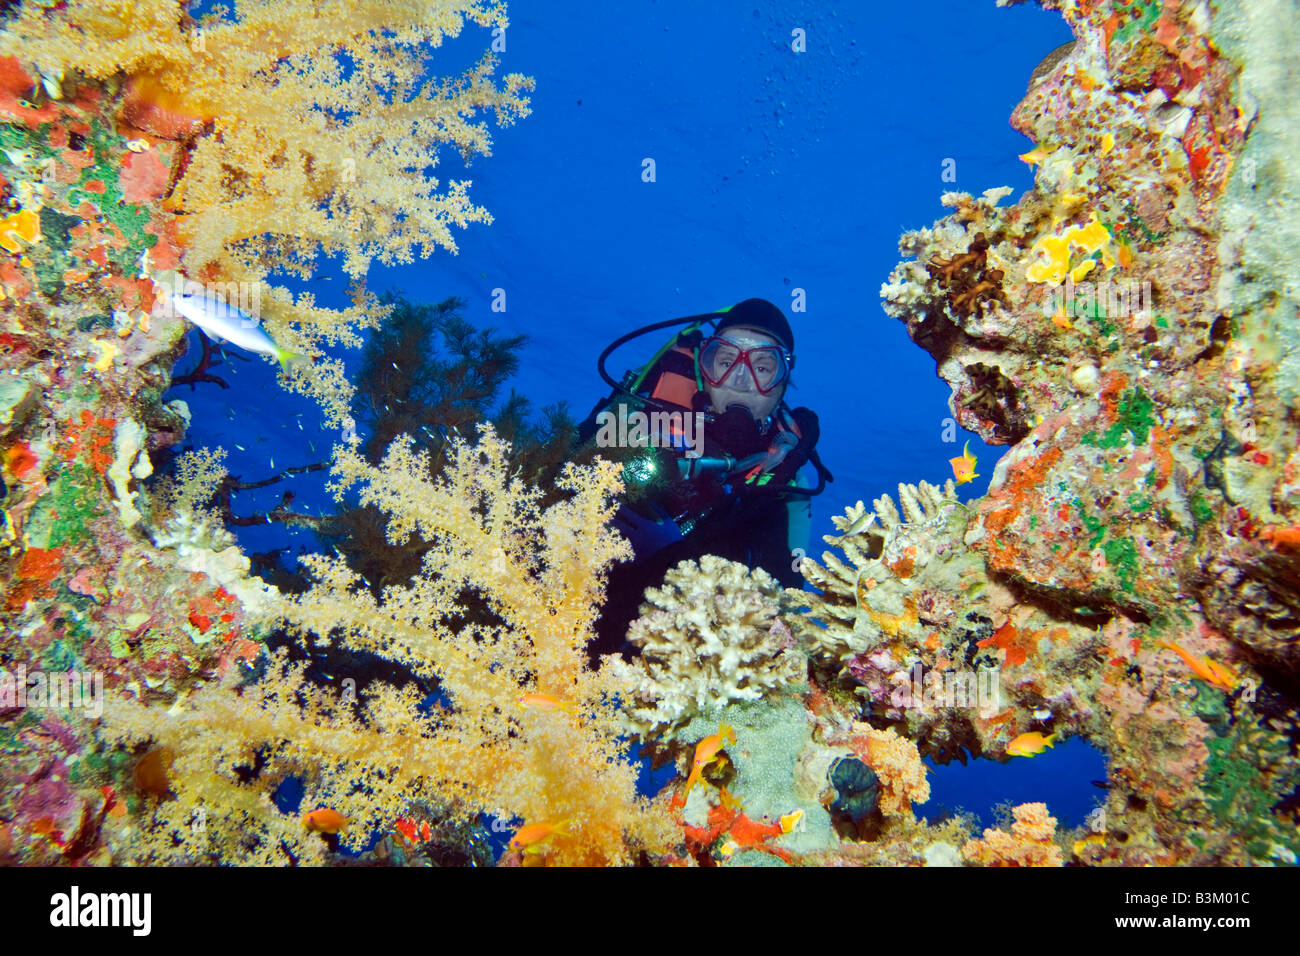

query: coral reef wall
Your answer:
[861,0,1299,863]
[2,0,1297,868]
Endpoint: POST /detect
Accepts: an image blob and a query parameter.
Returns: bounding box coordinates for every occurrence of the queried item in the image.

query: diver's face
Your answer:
[702,328,787,421]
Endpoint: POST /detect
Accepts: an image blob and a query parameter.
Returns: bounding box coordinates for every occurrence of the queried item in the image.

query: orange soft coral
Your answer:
[961,802,1064,866]
[843,724,931,817]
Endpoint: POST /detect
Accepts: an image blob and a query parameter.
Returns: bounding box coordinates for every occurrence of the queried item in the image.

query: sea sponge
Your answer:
[961,802,1063,866]
[608,555,807,741]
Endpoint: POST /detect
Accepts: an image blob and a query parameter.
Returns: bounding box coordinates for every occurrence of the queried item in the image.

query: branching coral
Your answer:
[961,802,1063,867]
[607,555,806,742]
[790,477,976,668]
[102,425,675,865]
[1,0,532,281]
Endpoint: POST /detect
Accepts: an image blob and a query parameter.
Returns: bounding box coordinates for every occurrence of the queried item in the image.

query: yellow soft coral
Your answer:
[102,425,676,865]
[961,801,1064,866]
[1,0,531,279]
[0,0,533,425]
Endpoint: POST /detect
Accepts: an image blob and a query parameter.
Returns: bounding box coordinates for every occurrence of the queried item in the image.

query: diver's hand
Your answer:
[611,504,683,556]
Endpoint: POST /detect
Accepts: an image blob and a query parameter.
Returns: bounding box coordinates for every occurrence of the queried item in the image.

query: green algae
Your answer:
[3,113,158,298]
[40,638,79,672]
[1078,387,1159,452]
[1101,536,1140,592]
[1074,498,1107,548]
[1097,387,1156,448]
[0,709,41,755]
[66,117,157,271]
[39,463,106,548]
[1113,0,1163,44]
[1201,713,1300,862]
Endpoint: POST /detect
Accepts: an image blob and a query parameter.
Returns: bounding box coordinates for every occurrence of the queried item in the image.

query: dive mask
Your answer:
[699,334,792,395]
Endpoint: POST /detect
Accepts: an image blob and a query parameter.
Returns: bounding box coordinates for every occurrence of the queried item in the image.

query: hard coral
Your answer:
[878,0,1299,864]
[609,555,806,742]
[791,477,975,669]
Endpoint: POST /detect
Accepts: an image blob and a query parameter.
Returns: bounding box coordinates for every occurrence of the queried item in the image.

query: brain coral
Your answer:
[608,555,806,741]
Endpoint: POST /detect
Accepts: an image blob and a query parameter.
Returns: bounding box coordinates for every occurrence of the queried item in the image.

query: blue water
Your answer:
[925,737,1109,832]
[167,1,1096,832]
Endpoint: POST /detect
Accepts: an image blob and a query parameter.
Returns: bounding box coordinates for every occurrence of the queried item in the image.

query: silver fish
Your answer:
[169,287,304,371]
[831,509,877,544]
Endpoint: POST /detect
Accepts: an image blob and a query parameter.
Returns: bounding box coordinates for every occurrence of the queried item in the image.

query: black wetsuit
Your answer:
[576,391,820,659]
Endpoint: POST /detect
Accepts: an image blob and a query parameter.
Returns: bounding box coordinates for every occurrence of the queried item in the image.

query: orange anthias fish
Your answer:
[302,808,347,834]
[518,692,577,714]
[395,818,433,845]
[1018,146,1051,168]
[1161,641,1237,691]
[1006,731,1057,757]
[681,724,737,804]
[1259,524,1300,551]
[949,441,980,485]
[509,818,570,856]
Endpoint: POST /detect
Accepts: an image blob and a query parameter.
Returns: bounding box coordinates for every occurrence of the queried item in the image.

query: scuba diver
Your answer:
[576,297,831,658]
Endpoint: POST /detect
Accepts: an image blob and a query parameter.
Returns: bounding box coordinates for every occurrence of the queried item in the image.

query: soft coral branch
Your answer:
[0,0,532,426]
[105,425,671,865]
